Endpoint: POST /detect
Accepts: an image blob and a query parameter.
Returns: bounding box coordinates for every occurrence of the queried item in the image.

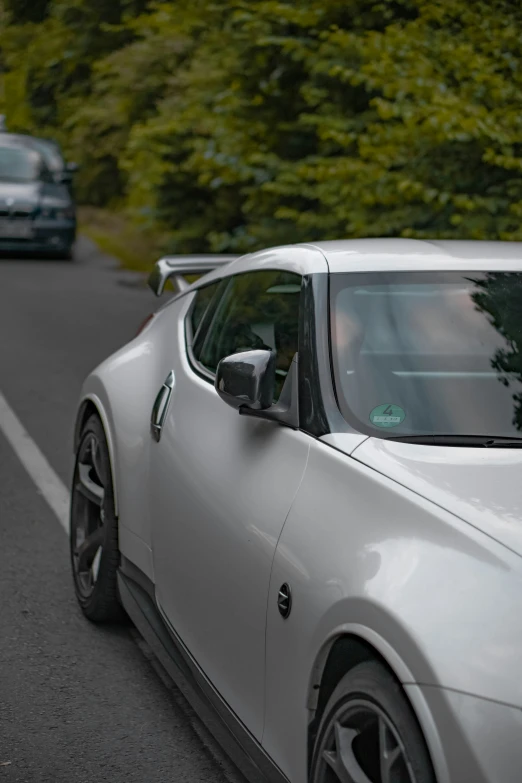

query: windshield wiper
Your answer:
[385,434,522,448]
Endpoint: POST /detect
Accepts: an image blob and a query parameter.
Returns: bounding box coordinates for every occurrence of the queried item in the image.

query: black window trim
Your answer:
[298,273,355,438]
[191,279,229,351]
[185,278,227,384]
[195,277,237,373]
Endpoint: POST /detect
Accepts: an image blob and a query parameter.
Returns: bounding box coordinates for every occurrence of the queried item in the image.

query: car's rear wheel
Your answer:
[310,661,435,783]
[70,414,124,622]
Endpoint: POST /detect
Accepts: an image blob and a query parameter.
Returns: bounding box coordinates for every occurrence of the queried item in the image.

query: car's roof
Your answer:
[301,238,522,273]
[205,239,522,285]
[160,239,522,308]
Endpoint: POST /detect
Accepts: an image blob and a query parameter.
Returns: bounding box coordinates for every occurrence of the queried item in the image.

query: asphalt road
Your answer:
[0,239,242,783]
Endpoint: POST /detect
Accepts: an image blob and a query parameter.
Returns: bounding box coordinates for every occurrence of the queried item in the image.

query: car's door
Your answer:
[149,267,311,740]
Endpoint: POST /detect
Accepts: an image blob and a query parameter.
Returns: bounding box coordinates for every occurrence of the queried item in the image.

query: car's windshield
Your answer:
[330,271,522,440]
[0,145,40,182]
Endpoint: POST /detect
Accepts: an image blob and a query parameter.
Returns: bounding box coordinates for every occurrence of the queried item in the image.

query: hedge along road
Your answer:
[0,238,244,783]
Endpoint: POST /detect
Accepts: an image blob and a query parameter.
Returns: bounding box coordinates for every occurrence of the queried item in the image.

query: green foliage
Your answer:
[3,0,50,23]
[1,0,521,256]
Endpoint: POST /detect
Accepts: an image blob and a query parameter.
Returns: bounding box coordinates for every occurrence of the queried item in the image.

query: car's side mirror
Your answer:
[59,162,78,183]
[215,350,275,411]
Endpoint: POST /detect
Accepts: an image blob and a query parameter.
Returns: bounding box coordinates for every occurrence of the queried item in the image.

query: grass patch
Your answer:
[78,206,163,273]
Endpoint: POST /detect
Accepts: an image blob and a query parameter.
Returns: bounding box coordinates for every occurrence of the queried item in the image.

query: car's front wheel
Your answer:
[70,413,124,622]
[310,661,435,783]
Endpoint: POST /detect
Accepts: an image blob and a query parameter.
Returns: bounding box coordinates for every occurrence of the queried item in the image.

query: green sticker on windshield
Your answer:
[370,404,406,428]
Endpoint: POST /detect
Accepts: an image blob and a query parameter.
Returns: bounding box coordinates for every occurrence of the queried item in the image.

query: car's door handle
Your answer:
[151,370,175,443]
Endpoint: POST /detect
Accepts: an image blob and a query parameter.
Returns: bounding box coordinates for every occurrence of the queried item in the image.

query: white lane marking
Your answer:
[0,390,70,533]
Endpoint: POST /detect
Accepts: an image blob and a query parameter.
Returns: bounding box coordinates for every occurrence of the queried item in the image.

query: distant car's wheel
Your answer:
[310,662,435,783]
[58,246,73,261]
[70,414,124,622]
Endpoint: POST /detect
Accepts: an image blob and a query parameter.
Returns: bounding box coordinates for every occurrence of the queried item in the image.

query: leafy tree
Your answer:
[3,0,50,23]
[0,0,150,201]
[1,0,521,251]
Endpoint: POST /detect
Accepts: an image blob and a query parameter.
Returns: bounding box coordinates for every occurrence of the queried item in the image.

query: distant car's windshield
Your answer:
[330,271,522,440]
[0,145,40,182]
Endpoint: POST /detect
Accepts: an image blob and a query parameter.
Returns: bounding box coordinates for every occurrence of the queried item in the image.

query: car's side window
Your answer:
[190,281,222,343]
[197,270,302,400]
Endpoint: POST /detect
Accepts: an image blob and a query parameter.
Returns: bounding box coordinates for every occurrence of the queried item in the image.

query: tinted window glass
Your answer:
[190,281,221,340]
[199,271,301,399]
[331,271,522,439]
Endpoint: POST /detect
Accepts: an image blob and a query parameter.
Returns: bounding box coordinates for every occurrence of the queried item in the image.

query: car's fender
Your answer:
[73,391,118,511]
[303,621,451,783]
[263,437,522,783]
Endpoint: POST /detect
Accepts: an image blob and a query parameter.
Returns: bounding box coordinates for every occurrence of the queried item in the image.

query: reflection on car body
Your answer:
[71,239,522,783]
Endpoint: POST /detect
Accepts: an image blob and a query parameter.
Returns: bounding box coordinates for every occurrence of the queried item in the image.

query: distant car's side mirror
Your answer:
[60,162,78,183]
[215,350,275,412]
[56,163,78,184]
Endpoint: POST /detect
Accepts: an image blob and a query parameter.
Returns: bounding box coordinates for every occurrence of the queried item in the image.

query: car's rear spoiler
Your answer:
[148,254,238,297]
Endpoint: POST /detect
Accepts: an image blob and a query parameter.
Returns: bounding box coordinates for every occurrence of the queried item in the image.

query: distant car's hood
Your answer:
[0,181,41,208]
[352,437,522,557]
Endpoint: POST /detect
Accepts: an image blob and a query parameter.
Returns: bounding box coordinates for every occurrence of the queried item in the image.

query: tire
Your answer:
[70,414,125,622]
[58,246,73,261]
[310,661,435,783]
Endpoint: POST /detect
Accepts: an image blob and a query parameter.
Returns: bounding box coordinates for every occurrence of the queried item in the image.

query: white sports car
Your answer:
[70,239,522,783]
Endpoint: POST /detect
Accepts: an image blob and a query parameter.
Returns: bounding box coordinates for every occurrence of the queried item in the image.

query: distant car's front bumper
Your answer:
[0,218,76,254]
[407,684,522,783]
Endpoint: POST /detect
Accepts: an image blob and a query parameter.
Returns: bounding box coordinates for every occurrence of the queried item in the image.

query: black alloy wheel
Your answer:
[70,414,124,622]
[311,662,435,783]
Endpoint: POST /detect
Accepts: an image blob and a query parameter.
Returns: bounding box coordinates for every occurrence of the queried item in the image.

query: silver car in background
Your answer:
[0,137,76,258]
[70,239,522,783]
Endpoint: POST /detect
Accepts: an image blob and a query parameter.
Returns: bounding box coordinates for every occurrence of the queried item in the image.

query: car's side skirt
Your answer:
[117,560,290,783]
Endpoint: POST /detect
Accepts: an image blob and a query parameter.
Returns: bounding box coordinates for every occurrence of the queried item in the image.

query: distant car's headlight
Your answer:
[40,202,75,220]
[55,207,75,220]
